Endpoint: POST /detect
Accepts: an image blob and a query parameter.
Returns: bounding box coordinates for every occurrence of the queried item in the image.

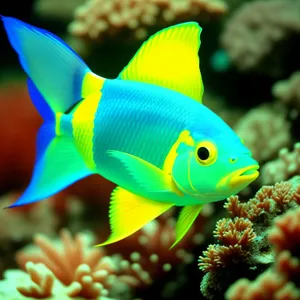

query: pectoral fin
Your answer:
[96,186,173,246]
[107,150,178,194]
[170,204,203,249]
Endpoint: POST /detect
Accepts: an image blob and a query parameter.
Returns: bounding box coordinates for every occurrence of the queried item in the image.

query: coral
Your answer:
[272,71,300,111]
[221,0,300,76]
[213,217,256,246]
[34,0,85,21]
[0,193,58,242]
[199,179,300,299]
[68,0,227,45]
[233,104,291,163]
[260,143,300,185]
[226,206,300,300]
[199,217,256,273]
[225,181,299,221]
[225,268,300,300]
[199,244,246,273]
[268,207,300,255]
[106,205,213,278]
[2,229,152,299]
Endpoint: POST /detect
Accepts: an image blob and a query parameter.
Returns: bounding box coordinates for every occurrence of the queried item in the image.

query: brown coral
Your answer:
[198,244,246,272]
[233,104,291,163]
[225,182,298,221]
[272,71,300,111]
[226,207,300,300]
[198,217,256,273]
[68,0,227,45]
[200,179,300,299]
[260,143,300,185]
[221,0,300,76]
[214,217,256,246]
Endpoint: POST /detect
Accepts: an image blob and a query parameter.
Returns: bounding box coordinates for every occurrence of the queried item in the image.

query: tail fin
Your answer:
[1,16,104,207]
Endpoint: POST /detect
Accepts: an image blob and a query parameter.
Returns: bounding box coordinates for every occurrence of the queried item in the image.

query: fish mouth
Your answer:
[217,165,260,190]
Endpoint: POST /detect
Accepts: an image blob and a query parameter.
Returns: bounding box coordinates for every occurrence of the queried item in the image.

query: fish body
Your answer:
[67,78,250,206]
[1,17,259,247]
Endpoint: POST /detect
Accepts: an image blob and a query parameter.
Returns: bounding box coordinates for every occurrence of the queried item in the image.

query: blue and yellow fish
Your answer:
[2,16,259,248]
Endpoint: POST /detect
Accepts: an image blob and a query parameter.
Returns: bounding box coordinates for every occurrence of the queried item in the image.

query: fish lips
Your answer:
[217,164,260,191]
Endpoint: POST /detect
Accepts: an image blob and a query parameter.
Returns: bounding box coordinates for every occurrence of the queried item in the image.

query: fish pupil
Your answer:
[197,147,209,160]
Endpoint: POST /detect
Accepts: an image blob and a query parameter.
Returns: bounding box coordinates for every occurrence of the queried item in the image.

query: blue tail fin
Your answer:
[1,16,106,207]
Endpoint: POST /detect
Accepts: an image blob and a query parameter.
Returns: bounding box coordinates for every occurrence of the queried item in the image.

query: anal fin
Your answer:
[170,204,203,249]
[96,187,174,246]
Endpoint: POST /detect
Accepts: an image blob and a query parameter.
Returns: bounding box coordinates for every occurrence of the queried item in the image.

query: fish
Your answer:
[1,16,259,248]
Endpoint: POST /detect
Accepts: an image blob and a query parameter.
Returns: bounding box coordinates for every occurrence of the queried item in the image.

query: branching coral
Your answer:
[226,206,300,300]
[0,229,152,299]
[68,0,227,45]
[225,181,299,221]
[221,0,300,76]
[272,71,300,111]
[199,217,256,273]
[199,179,300,299]
[106,206,213,278]
[233,104,291,163]
[260,143,300,185]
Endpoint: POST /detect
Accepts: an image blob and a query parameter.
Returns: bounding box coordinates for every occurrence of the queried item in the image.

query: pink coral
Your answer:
[15,229,151,299]
[225,268,300,300]
[268,206,300,254]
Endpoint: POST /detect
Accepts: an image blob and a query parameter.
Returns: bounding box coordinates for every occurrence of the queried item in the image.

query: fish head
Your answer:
[171,131,259,200]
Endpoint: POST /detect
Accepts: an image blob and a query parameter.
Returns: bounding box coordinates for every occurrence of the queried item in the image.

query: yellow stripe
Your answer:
[72,74,105,170]
[55,112,63,136]
[163,130,195,174]
[72,93,101,169]
[81,72,105,98]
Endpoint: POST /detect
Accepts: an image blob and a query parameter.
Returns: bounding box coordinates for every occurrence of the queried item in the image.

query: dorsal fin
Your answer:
[119,22,204,103]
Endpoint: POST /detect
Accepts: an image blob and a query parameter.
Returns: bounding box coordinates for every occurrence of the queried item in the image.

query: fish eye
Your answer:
[195,141,218,166]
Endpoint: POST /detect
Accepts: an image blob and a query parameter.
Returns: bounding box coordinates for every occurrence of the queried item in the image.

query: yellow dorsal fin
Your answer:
[95,187,173,247]
[119,22,204,103]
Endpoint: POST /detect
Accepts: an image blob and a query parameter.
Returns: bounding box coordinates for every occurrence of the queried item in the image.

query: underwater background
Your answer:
[1,0,300,299]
